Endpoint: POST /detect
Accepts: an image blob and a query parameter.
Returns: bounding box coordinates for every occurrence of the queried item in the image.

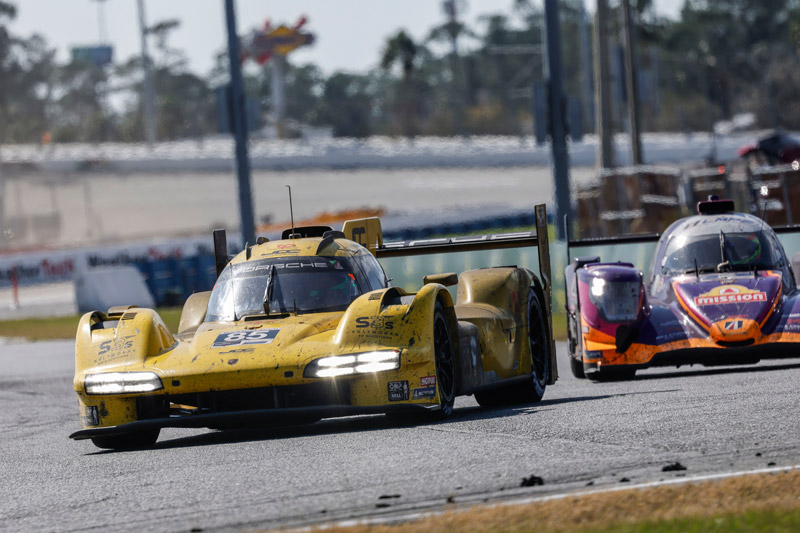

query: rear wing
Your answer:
[347,204,555,384]
[564,215,660,266]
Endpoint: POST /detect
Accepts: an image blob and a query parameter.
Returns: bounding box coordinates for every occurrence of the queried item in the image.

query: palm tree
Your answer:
[381,30,418,82]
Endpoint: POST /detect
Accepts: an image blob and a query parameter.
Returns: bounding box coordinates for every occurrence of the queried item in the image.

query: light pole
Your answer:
[543,0,571,240]
[224,0,256,247]
[137,0,157,146]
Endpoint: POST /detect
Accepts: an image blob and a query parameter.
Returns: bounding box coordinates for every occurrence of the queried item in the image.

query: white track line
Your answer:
[320,464,799,530]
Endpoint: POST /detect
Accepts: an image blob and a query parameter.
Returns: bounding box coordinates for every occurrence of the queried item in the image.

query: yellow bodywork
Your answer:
[73,226,548,434]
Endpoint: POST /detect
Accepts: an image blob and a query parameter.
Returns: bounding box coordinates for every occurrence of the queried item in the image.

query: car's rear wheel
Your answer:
[432,301,456,417]
[476,289,550,406]
[91,428,160,450]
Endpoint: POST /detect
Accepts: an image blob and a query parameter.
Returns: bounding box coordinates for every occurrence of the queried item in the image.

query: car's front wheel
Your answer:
[432,301,456,417]
[570,356,586,379]
[91,429,160,450]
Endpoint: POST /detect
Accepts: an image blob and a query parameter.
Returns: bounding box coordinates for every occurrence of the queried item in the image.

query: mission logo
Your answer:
[694,285,767,306]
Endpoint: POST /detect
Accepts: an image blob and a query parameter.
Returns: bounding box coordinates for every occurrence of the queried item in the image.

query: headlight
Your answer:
[304,350,401,378]
[84,372,164,395]
[588,279,642,322]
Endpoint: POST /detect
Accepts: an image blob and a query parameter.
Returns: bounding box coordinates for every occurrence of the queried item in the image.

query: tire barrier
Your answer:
[574,163,800,239]
[133,255,218,307]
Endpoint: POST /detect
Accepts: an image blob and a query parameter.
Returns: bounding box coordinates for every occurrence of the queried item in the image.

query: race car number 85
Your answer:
[212,329,280,348]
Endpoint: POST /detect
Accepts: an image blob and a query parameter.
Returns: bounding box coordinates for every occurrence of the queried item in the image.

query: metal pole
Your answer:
[578,1,595,132]
[621,0,643,165]
[271,54,286,137]
[594,0,614,168]
[543,0,571,241]
[137,0,156,145]
[224,0,256,247]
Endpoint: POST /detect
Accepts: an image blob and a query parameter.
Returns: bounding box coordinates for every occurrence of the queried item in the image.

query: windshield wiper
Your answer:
[263,264,275,315]
[717,230,730,272]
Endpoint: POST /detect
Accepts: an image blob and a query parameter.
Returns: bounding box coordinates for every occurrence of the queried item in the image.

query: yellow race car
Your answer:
[69,206,557,449]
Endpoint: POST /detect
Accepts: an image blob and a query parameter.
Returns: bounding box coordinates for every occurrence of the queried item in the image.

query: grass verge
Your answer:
[311,470,800,533]
[0,308,183,341]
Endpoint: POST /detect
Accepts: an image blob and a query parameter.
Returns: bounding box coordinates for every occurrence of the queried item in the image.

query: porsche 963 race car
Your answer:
[70,205,557,449]
[565,196,800,380]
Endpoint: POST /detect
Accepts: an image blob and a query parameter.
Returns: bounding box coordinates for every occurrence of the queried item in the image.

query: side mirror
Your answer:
[423,272,458,287]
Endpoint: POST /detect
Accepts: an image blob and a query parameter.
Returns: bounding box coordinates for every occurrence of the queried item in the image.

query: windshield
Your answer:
[661,231,777,276]
[206,256,364,321]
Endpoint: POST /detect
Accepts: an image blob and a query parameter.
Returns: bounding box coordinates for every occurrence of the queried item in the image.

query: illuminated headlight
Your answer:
[304,350,401,378]
[589,279,642,322]
[84,372,164,395]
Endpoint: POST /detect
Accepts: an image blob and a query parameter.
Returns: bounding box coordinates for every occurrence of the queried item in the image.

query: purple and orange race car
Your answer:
[565,197,800,380]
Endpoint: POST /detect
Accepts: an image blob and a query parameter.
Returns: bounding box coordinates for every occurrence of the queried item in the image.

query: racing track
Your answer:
[1,340,799,531]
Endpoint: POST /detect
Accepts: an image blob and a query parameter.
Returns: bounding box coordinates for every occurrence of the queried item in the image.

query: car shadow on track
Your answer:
[627,360,800,382]
[93,390,670,453]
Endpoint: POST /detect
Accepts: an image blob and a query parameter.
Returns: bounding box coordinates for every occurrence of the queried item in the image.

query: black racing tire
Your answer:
[570,356,586,379]
[432,301,456,418]
[476,289,550,407]
[91,428,160,450]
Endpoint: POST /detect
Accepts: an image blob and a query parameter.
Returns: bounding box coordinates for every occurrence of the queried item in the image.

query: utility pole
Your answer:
[621,0,643,165]
[271,54,287,134]
[137,0,156,145]
[543,0,571,240]
[443,0,465,136]
[594,0,614,168]
[578,1,595,132]
[224,0,256,247]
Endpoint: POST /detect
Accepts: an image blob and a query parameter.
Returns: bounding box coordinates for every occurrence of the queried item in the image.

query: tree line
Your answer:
[0,0,799,144]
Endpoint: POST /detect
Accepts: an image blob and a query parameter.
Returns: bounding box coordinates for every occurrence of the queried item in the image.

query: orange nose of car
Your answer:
[709,318,760,344]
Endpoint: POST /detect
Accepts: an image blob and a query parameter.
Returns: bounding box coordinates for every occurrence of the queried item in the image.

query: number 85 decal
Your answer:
[212,329,280,347]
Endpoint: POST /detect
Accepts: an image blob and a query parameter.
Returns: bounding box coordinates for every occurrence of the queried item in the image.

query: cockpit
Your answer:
[661,231,778,275]
[206,256,373,321]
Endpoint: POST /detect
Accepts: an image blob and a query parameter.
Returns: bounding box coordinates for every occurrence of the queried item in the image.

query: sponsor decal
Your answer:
[212,329,280,347]
[694,285,767,306]
[355,316,395,329]
[412,386,437,399]
[420,375,436,387]
[84,406,99,427]
[656,331,687,343]
[388,380,409,401]
[723,319,744,331]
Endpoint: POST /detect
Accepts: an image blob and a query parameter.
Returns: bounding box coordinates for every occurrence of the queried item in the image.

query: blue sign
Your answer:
[71,46,114,67]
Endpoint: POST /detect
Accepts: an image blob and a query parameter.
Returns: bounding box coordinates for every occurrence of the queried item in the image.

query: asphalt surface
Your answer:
[1,340,799,532]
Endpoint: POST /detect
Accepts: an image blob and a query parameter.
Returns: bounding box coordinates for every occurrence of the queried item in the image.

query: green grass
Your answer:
[0,308,183,341]
[593,507,800,533]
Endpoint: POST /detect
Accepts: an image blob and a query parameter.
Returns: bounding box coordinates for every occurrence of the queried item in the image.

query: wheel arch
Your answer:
[407,283,462,392]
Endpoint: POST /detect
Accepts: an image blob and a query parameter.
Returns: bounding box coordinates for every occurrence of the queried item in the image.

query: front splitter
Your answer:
[69,402,438,440]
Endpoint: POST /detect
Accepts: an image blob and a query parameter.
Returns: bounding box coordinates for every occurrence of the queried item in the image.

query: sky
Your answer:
[9,0,683,77]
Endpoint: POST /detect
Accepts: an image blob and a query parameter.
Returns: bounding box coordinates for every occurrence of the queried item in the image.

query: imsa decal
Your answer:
[694,285,767,306]
[212,329,280,348]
